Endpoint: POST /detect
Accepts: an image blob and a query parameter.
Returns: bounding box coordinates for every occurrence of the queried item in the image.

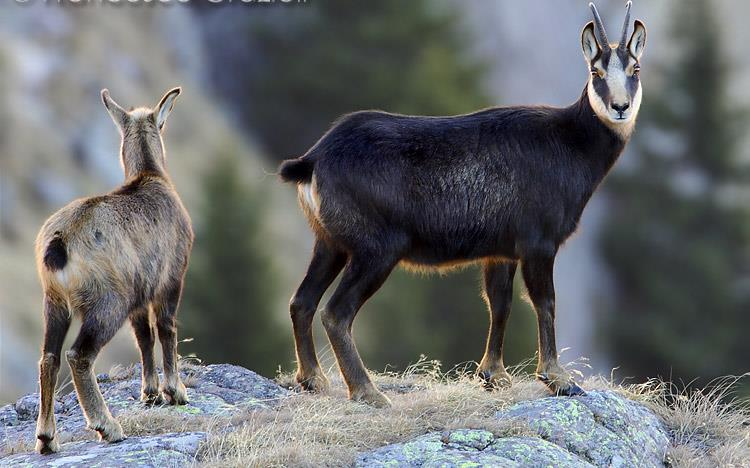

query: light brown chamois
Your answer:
[33,88,193,454]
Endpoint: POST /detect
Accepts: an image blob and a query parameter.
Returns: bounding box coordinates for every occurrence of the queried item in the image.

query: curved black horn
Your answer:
[589,3,610,47]
[619,1,632,50]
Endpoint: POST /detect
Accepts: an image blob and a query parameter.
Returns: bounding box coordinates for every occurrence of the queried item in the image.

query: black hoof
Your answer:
[480,377,496,392]
[557,382,587,397]
[537,373,587,397]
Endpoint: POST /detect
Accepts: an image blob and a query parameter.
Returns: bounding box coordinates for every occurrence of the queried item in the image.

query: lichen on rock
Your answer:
[356,390,672,468]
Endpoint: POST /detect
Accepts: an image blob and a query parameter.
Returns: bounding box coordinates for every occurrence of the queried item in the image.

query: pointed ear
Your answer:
[101,89,128,130]
[155,87,181,131]
[628,20,646,60]
[581,21,601,63]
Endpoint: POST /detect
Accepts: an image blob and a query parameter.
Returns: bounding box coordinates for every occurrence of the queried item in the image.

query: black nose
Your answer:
[611,102,630,113]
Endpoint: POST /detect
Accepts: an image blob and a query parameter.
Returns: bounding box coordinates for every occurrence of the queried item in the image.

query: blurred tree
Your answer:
[600,0,750,382]
[181,154,291,375]
[200,0,539,374]
[206,0,488,161]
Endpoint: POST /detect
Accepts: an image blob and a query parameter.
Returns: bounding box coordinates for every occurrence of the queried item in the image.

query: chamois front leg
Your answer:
[322,253,397,408]
[478,261,517,388]
[35,295,71,454]
[129,308,161,404]
[155,284,188,405]
[521,251,585,397]
[66,299,127,443]
[290,240,346,393]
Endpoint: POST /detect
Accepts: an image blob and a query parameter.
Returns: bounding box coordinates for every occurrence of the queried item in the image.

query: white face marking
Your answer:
[606,53,629,108]
[587,48,642,139]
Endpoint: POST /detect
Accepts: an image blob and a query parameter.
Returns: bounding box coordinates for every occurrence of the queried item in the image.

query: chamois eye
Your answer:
[632,65,641,76]
[591,68,604,78]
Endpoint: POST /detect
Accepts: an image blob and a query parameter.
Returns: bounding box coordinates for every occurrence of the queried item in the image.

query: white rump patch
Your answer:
[299,183,319,216]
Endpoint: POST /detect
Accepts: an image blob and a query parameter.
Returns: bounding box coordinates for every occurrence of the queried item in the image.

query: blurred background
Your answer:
[1,0,749,403]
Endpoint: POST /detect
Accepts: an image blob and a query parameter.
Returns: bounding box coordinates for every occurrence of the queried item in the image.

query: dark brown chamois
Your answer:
[278,2,646,407]
[34,88,193,452]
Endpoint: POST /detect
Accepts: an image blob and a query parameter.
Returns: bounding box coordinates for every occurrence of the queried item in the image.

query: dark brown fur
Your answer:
[279,4,646,407]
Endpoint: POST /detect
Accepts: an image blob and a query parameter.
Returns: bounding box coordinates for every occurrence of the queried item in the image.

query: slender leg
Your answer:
[290,239,346,392]
[321,254,396,407]
[154,283,187,405]
[521,253,585,396]
[129,307,161,404]
[35,295,71,454]
[66,297,128,443]
[477,260,517,387]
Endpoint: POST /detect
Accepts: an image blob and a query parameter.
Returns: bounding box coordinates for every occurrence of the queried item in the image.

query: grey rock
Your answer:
[0,363,289,466]
[500,390,671,467]
[0,406,18,427]
[14,394,63,421]
[356,390,672,468]
[0,432,206,467]
[192,364,289,407]
[356,430,590,467]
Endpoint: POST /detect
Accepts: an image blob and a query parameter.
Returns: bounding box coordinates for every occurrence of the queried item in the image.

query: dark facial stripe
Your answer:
[592,74,610,105]
[599,47,612,69]
[615,47,630,68]
[626,70,640,98]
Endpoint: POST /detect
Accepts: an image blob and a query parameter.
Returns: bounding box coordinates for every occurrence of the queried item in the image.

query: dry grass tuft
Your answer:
[118,409,210,438]
[625,375,750,467]
[107,363,138,381]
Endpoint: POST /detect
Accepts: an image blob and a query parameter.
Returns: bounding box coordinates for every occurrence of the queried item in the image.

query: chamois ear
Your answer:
[581,21,600,63]
[155,87,181,131]
[101,89,128,130]
[628,20,646,60]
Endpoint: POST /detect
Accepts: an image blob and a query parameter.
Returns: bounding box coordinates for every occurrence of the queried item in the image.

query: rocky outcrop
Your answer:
[0,364,289,467]
[1,365,674,467]
[356,391,672,467]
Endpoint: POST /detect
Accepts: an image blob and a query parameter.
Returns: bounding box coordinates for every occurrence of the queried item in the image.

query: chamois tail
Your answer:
[278,157,314,184]
[43,233,68,271]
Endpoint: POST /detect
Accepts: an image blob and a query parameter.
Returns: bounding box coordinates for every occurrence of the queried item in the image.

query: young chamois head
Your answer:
[101,87,181,179]
[582,2,646,137]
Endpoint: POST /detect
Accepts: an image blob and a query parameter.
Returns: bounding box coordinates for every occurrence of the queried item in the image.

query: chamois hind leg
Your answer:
[322,253,397,408]
[478,260,517,388]
[290,239,346,392]
[154,283,187,405]
[66,296,128,443]
[521,252,585,396]
[35,294,71,454]
[129,307,161,404]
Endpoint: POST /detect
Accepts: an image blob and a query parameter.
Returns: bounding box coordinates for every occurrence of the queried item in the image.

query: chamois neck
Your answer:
[567,85,629,183]
[120,133,165,180]
[576,84,636,143]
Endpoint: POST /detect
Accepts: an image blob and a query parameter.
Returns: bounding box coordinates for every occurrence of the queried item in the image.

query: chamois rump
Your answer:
[34,88,193,453]
[279,2,647,407]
